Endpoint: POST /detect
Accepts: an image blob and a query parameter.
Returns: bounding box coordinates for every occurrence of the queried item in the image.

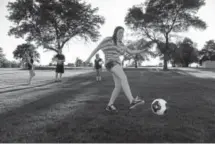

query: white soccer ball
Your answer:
[151,99,167,115]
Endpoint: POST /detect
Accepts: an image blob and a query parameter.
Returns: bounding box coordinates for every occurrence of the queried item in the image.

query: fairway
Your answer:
[0,68,215,142]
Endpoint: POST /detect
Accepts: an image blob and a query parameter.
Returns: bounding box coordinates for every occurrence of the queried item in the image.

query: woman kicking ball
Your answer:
[86,26,149,112]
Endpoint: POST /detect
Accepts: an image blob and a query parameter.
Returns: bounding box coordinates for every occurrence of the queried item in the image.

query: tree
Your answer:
[170,38,199,67]
[154,42,178,66]
[75,57,83,67]
[0,47,5,60]
[10,61,21,68]
[125,0,206,70]
[199,40,215,64]
[179,38,198,67]
[126,38,155,68]
[170,43,182,67]
[67,63,75,67]
[7,0,105,53]
[13,43,40,63]
[0,47,6,67]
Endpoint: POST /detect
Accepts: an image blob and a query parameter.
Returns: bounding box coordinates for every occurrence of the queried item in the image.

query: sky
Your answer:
[0,0,215,66]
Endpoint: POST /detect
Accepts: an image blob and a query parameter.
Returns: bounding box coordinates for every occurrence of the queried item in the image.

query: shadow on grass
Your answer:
[171,68,215,81]
[0,81,57,94]
[0,73,93,94]
[9,70,215,142]
[1,70,215,142]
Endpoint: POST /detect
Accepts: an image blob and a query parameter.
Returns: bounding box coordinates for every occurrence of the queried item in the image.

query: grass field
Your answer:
[0,68,215,142]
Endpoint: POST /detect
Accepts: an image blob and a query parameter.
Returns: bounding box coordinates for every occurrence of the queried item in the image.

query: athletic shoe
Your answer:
[106,104,118,112]
[129,96,145,109]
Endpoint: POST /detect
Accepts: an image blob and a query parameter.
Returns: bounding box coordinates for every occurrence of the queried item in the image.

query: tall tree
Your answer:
[179,38,198,67]
[7,0,105,52]
[0,47,6,67]
[75,57,83,67]
[0,47,5,59]
[199,40,215,64]
[125,0,206,70]
[13,43,40,63]
[170,38,199,67]
[126,38,155,68]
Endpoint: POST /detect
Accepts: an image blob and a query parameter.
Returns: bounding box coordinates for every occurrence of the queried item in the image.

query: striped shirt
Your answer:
[99,37,126,64]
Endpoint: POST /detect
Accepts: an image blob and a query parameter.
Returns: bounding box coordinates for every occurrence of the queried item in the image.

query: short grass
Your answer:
[0,68,215,142]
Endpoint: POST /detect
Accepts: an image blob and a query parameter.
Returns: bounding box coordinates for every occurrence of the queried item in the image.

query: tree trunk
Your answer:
[134,54,138,68]
[184,61,189,67]
[172,61,176,67]
[135,59,138,68]
[163,34,169,71]
[163,53,168,71]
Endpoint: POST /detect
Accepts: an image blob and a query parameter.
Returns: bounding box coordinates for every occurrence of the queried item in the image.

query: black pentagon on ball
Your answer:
[152,101,161,112]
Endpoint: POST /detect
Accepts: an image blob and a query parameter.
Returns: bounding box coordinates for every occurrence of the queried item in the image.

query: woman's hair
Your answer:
[112,26,124,45]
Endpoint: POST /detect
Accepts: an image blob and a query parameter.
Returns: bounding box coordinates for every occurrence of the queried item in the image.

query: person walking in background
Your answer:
[94,54,103,81]
[54,49,65,82]
[25,52,35,85]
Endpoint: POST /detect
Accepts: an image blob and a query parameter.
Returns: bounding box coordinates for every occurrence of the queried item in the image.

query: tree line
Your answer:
[0,47,20,68]
[4,0,213,70]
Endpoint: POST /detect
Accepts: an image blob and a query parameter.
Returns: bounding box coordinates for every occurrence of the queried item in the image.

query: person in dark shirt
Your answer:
[94,54,103,81]
[25,52,35,85]
[54,49,65,82]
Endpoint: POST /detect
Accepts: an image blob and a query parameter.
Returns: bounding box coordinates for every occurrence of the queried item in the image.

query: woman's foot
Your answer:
[106,104,118,112]
[129,96,145,109]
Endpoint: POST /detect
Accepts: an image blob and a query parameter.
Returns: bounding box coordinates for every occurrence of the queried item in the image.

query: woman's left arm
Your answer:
[118,43,146,55]
[126,48,147,55]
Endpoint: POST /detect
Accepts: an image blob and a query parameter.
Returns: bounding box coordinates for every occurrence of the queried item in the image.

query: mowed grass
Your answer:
[0,68,215,142]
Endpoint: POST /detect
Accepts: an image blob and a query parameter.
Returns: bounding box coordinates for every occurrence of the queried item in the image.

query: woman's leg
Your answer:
[96,69,99,81]
[59,65,64,81]
[110,64,133,104]
[98,68,102,81]
[28,70,33,84]
[110,64,145,109]
[107,73,122,106]
[55,72,58,81]
[59,73,63,81]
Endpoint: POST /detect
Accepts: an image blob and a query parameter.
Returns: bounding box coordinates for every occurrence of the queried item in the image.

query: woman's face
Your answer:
[96,54,99,58]
[117,29,124,41]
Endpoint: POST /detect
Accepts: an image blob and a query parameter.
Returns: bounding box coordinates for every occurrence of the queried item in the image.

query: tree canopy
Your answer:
[199,40,215,64]
[171,37,199,67]
[125,0,206,70]
[13,43,40,63]
[7,0,105,53]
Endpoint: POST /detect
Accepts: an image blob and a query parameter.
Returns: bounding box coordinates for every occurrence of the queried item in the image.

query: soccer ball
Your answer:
[99,61,103,65]
[151,99,167,115]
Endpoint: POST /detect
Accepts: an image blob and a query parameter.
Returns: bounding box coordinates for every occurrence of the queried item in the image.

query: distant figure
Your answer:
[54,49,65,82]
[94,54,103,81]
[25,52,35,85]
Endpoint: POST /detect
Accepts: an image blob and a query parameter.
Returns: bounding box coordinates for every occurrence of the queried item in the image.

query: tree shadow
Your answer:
[172,68,215,81]
[0,81,56,94]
